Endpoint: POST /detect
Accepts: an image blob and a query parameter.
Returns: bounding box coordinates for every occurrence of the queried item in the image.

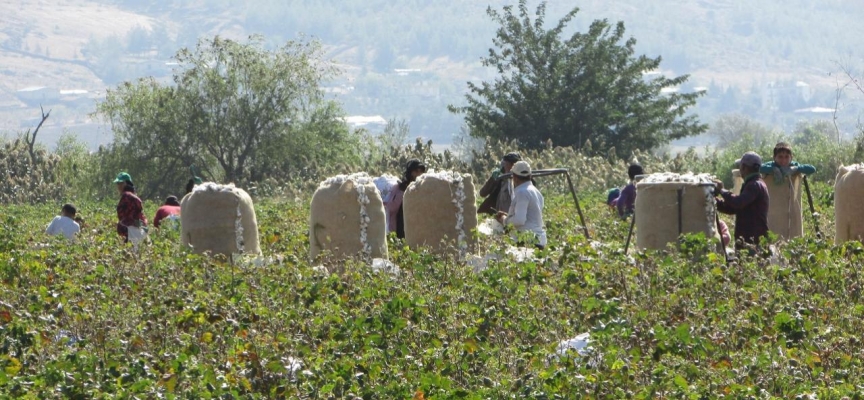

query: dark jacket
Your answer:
[478,171,504,215]
[717,173,769,246]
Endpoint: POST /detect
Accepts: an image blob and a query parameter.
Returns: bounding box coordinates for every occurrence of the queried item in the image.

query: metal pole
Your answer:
[677,187,684,238]
[565,171,590,239]
[624,214,636,253]
[802,175,822,239]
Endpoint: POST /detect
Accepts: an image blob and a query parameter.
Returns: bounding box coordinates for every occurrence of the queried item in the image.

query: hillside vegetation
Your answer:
[2,175,864,397]
[1,0,861,142]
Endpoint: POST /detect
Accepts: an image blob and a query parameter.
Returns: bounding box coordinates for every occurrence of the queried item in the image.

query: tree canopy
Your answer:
[96,35,360,197]
[450,1,707,158]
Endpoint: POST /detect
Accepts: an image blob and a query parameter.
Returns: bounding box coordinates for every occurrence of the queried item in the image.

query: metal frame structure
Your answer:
[499,168,590,239]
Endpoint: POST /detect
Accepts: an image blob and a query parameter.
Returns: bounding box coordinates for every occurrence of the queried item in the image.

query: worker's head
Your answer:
[404,159,427,182]
[61,203,77,218]
[165,195,180,207]
[501,152,521,173]
[627,164,644,181]
[734,151,763,176]
[113,172,133,194]
[772,142,793,167]
[511,161,532,185]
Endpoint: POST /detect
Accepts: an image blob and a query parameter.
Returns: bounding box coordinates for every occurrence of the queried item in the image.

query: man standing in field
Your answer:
[713,152,770,252]
[478,152,521,215]
[496,160,547,249]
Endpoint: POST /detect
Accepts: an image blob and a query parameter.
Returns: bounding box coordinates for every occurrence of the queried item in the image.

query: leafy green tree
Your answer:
[449,1,707,158]
[97,35,360,198]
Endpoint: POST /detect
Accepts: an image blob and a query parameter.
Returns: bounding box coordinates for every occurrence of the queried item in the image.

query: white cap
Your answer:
[512,161,532,177]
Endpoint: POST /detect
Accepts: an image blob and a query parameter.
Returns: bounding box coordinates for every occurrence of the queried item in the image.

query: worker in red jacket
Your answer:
[153,195,182,228]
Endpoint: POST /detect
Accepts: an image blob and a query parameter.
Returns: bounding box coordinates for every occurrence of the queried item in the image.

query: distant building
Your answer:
[394,68,421,76]
[344,115,387,128]
[794,107,835,114]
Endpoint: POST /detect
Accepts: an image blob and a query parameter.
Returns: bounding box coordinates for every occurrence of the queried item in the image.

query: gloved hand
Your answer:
[773,166,784,184]
[712,179,724,196]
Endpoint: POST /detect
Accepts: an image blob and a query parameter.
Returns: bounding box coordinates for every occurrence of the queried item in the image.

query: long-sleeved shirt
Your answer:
[759,161,816,185]
[617,183,637,218]
[716,173,769,246]
[506,181,547,246]
[153,205,181,228]
[46,215,80,241]
[116,190,147,238]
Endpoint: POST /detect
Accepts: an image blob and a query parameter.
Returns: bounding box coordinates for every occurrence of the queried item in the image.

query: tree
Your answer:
[448,1,707,158]
[97,35,360,197]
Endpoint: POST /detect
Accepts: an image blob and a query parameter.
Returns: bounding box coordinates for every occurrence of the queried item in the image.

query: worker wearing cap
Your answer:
[478,152,521,215]
[713,151,770,249]
[113,172,148,242]
[496,160,547,249]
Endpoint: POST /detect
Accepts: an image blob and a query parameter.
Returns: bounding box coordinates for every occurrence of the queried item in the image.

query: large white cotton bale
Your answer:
[764,173,803,239]
[835,164,864,244]
[309,173,387,260]
[635,173,718,250]
[181,182,260,256]
[403,171,477,255]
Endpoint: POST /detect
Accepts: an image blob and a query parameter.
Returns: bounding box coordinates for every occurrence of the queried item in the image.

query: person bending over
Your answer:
[46,203,80,241]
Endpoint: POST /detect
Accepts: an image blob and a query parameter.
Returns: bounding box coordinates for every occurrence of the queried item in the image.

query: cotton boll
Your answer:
[556,332,592,357]
[371,258,401,276]
[478,218,505,235]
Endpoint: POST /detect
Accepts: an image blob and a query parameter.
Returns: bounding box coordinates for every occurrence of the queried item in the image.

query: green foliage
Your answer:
[2,183,864,397]
[0,136,64,204]
[450,0,707,158]
[95,35,361,198]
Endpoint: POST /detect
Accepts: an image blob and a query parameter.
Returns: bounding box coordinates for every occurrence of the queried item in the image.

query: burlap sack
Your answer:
[309,173,387,260]
[764,173,803,239]
[635,173,718,250]
[181,183,260,256]
[835,164,864,244]
[403,172,477,255]
[732,169,743,195]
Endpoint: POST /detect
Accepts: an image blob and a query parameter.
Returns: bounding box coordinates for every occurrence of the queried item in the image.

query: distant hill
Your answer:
[1,0,861,148]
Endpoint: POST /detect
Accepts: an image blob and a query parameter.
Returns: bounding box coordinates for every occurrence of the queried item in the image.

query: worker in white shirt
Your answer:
[495,161,547,249]
[46,203,81,241]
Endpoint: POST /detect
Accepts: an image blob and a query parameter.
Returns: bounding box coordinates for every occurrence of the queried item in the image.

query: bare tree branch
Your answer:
[24,105,51,166]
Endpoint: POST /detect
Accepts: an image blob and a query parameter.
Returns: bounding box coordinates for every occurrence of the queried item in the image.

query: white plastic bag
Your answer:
[127,225,147,250]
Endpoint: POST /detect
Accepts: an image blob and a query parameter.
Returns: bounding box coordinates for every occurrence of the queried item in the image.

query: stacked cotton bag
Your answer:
[310,173,387,260]
[403,171,477,255]
[181,182,260,256]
